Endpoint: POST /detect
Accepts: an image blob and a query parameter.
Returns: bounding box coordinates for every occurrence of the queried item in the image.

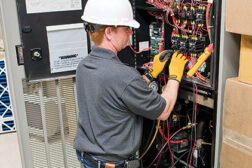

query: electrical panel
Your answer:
[16,0,88,81]
[126,0,221,167]
[132,0,220,91]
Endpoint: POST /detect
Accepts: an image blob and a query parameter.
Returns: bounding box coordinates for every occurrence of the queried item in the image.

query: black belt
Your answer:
[82,152,127,168]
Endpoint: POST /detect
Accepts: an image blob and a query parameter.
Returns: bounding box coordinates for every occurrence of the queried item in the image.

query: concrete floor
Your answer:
[0,132,22,168]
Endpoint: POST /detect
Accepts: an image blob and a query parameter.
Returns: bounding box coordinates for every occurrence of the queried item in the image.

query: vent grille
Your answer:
[23,77,80,168]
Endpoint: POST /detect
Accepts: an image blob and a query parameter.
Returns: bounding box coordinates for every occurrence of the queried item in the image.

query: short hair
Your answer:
[89,26,118,45]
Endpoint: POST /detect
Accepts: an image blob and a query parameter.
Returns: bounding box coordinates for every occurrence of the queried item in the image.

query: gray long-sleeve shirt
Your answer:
[74,46,166,162]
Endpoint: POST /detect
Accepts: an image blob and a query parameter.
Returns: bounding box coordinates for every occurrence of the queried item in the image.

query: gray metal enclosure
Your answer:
[0,0,240,167]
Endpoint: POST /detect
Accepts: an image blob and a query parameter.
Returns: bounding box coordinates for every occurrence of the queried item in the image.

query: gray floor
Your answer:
[0,131,81,168]
[0,132,22,168]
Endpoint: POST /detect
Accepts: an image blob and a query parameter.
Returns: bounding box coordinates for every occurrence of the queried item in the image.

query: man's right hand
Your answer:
[148,50,173,79]
[168,52,188,83]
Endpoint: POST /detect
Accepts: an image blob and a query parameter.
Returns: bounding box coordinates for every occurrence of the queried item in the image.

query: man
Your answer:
[74,0,188,167]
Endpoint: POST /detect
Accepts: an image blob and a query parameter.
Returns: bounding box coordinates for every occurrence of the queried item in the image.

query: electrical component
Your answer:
[188,36,205,54]
[149,22,164,58]
[196,6,206,26]
[179,35,189,52]
[170,131,189,154]
[181,6,187,20]
[187,44,213,77]
[171,34,180,50]
[149,81,159,92]
[188,7,196,20]
[174,5,180,18]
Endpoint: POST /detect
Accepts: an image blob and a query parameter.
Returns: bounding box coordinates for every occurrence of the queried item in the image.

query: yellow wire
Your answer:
[138,120,160,160]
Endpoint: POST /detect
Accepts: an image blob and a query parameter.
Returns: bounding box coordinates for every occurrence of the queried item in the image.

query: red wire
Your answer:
[148,127,185,168]
[170,139,188,144]
[167,120,174,168]
[159,126,168,141]
[206,3,211,38]
[148,11,162,18]
[155,122,166,168]
[142,62,153,70]
[196,77,211,86]
[165,9,176,28]
[196,72,210,82]
[158,21,165,52]
[196,71,210,81]
[128,39,153,54]
[163,72,167,86]
[171,128,186,143]
[189,83,198,168]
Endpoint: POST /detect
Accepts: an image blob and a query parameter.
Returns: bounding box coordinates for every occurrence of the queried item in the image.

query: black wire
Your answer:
[140,159,143,168]
[187,82,196,164]
[210,3,214,45]
[173,151,196,168]
[174,150,190,166]
[143,120,156,151]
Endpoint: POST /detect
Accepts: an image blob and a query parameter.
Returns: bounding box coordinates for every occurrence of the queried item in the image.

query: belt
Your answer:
[84,153,127,168]
[78,151,127,168]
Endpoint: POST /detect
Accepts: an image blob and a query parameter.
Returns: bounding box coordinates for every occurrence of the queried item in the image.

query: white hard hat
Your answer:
[81,0,140,29]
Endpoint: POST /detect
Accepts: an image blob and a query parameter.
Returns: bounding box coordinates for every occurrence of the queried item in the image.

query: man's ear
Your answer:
[104,27,112,40]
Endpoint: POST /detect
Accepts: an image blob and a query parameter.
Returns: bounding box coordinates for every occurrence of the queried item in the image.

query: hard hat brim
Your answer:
[129,19,140,29]
[81,17,140,29]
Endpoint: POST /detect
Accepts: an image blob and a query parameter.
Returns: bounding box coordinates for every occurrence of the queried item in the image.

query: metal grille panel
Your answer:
[23,77,80,168]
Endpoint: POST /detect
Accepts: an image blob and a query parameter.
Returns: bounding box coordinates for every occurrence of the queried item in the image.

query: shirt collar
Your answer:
[89,46,121,62]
